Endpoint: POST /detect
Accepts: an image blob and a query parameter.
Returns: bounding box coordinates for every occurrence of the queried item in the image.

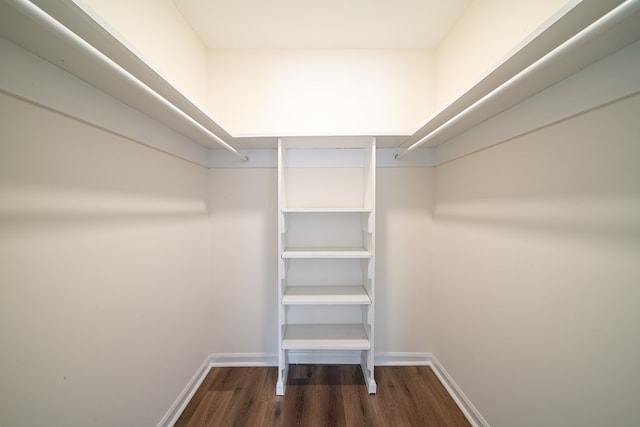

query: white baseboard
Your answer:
[375,352,431,365]
[210,352,278,367]
[427,354,489,427]
[157,356,213,427]
[159,352,488,427]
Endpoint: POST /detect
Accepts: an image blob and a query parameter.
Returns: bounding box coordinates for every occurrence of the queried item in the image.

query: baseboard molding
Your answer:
[427,354,489,427]
[209,352,278,367]
[157,356,214,427]
[159,352,488,427]
[375,352,431,365]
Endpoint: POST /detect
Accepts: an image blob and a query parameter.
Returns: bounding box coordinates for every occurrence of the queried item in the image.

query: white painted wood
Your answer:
[428,355,489,427]
[6,0,636,171]
[434,38,640,165]
[361,360,377,394]
[287,148,365,167]
[208,148,272,167]
[207,37,640,168]
[0,0,246,160]
[209,353,279,367]
[398,0,640,159]
[0,38,210,167]
[285,305,365,325]
[208,148,436,168]
[374,352,431,366]
[399,0,624,150]
[282,324,371,350]
[283,286,371,305]
[282,248,371,259]
[157,357,213,427]
[277,137,376,395]
[377,147,435,167]
[288,350,362,365]
[282,207,373,213]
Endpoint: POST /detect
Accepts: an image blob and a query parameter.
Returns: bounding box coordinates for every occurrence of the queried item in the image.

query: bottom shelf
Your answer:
[282,324,370,350]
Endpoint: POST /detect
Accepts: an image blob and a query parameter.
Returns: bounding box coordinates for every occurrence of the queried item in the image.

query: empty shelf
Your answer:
[282,324,370,350]
[282,247,371,258]
[282,207,373,213]
[283,286,371,305]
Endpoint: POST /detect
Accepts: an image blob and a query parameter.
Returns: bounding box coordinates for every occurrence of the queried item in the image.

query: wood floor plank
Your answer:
[176,391,233,427]
[372,366,421,427]
[174,367,220,425]
[340,366,379,427]
[175,365,471,427]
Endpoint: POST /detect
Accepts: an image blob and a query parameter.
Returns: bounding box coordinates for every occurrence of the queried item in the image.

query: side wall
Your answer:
[0,93,214,427]
[431,93,640,426]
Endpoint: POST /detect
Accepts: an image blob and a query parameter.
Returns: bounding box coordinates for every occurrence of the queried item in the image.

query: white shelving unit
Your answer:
[276,137,377,395]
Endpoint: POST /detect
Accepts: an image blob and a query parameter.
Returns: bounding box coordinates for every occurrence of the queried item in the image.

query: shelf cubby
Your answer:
[277,137,376,396]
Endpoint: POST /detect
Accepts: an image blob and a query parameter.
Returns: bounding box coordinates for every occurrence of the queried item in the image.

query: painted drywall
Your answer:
[206,168,278,354]
[434,0,571,109]
[376,167,434,354]
[206,166,434,357]
[81,0,209,108]
[206,49,435,136]
[0,92,214,427]
[431,93,640,426]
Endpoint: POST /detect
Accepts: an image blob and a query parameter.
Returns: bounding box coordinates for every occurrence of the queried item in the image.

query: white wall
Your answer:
[205,166,435,358]
[0,92,214,427]
[207,168,278,354]
[82,0,209,107]
[431,93,640,426]
[376,167,434,354]
[435,0,571,108]
[206,49,435,136]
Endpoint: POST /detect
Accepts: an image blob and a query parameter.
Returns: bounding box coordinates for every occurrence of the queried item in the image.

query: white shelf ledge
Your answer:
[282,247,371,259]
[282,324,371,350]
[282,207,373,213]
[397,0,640,159]
[0,0,246,162]
[283,286,371,305]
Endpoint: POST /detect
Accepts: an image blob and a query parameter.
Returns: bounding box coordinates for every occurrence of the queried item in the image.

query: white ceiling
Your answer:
[174,0,472,49]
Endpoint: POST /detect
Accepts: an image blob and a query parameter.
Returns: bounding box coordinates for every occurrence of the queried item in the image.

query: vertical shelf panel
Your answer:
[277,137,376,396]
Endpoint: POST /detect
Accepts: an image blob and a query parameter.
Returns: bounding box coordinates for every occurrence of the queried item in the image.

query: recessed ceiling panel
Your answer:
[174,0,471,49]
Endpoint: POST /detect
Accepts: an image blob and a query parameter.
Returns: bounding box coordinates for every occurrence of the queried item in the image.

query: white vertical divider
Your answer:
[276,138,288,395]
[362,137,377,393]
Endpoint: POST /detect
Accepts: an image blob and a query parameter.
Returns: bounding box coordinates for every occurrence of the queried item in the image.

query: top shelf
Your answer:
[282,207,373,213]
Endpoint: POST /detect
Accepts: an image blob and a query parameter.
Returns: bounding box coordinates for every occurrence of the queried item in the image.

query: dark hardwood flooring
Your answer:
[175,365,470,427]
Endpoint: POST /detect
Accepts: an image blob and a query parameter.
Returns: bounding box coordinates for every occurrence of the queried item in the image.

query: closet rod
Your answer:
[395,0,640,160]
[4,0,248,162]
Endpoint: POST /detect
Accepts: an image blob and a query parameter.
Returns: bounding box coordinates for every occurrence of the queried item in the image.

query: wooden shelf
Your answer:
[283,286,371,305]
[0,0,246,160]
[277,138,377,395]
[282,207,373,213]
[282,247,371,259]
[282,324,370,350]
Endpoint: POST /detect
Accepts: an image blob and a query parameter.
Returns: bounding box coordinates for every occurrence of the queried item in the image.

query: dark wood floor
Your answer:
[175,365,470,426]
